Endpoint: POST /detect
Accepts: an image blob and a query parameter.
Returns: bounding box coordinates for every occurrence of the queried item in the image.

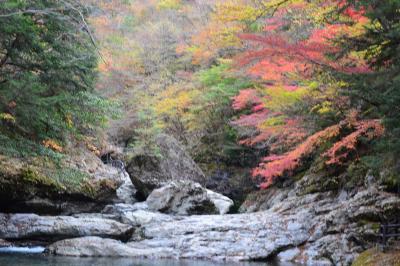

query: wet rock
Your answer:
[239,175,400,265]
[0,239,11,248]
[126,134,205,199]
[0,213,134,242]
[146,180,233,215]
[277,247,300,262]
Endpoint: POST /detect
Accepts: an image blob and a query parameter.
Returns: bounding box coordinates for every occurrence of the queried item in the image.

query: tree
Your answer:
[0,0,112,155]
[339,0,400,153]
[230,0,388,188]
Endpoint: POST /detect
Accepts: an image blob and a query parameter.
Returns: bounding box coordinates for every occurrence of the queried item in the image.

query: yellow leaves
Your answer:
[190,21,243,64]
[311,101,333,115]
[157,0,181,10]
[65,114,73,129]
[155,85,200,117]
[189,0,267,64]
[42,139,63,153]
[261,85,307,112]
[0,113,15,123]
[259,116,285,129]
[214,1,263,23]
[86,143,100,156]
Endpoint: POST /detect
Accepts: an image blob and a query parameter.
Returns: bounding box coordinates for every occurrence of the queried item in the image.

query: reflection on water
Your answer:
[0,253,300,266]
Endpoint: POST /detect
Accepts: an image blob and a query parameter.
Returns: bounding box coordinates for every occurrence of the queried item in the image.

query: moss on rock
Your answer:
[352,248,400,266]
[0,154,120,214]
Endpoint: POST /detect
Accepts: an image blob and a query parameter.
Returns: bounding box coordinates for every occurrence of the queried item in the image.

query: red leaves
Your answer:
[232,89,263,111]
[323,119,384,165]
[253,124,341,188]
[253,119,384,189]
[229,0,378,190]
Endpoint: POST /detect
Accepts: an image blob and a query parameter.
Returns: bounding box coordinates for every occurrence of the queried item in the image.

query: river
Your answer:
[0,252,299,266]
[0,247,295,266]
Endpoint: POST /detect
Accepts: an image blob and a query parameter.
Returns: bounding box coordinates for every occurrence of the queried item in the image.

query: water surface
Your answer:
[0,253,300,266]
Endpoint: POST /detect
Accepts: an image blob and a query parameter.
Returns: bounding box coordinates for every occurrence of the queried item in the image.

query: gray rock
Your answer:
[0,213,133,241]
[102,203,148,216]
[238,187,290,213]
[47,236,175,258]
[42,186,400,265]
[126,134,205,199]
[116,171,137,204]
[206,189,234,214]
[0,239,11,248]
[146,180,233,215]
[101,203,173,227]
[47,211,313,261]
[277,247,300,262]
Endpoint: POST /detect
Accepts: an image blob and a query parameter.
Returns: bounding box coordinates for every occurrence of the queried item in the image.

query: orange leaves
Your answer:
[253,124,341,188]
[86,142,101,156]
[237,0,371,83]
[232,89,262,110]
[187,0,268,65]
[323,119,384,165]
[253,119,384,189]
[42,139,63,153]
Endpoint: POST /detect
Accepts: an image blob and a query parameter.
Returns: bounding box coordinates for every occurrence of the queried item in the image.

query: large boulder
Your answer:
[102,203,173,227]
[116,172,137,204]
[146,180,233,215]
[0,213,134,242]
[45,210,312,261]
[0,149,124,215]
[47,236,175,258]
[126,134,205,199]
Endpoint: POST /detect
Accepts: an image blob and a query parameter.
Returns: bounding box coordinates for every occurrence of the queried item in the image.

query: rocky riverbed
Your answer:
[1,135,399,266]
[1,177,399,266]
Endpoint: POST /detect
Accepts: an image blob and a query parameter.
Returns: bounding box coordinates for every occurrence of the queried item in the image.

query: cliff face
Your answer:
[239,173,400,265]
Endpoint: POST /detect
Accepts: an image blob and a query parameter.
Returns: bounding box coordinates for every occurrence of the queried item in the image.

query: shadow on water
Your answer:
[0,253,301,266]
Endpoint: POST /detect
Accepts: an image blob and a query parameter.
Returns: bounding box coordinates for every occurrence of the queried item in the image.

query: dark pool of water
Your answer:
[0,253,300,266]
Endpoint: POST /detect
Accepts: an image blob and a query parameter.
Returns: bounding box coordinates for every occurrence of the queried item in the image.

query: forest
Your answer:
[0,1,399,266]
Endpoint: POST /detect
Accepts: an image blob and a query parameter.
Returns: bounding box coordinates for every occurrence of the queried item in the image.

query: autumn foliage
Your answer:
[88,0,392,190]
[253,124,341,188]
[251,119,384,188]
[323,120,384,165]
[227,0,386,188]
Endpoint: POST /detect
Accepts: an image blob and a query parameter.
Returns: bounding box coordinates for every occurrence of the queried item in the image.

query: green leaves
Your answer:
[0,0,115,156]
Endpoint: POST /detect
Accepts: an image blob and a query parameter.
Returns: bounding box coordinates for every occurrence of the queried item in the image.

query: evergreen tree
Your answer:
[341,0,400,152]
[0,0,110,150]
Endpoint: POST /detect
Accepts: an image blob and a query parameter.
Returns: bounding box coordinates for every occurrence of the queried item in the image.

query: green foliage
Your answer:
[157,0,181,10]
[42,167,89,192]
[0,0,115,157]
[0,132,64,160]
[341,0,400,153]
[127,107,162,158]
[189,63,255,164]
